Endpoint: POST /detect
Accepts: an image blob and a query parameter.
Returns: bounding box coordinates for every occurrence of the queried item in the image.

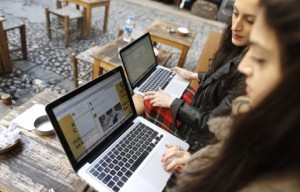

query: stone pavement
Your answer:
[0,0,224,106]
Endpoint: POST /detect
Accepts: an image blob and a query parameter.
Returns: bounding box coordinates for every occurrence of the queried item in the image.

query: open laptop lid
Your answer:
[45,66,137,172]
[120,32,158,89]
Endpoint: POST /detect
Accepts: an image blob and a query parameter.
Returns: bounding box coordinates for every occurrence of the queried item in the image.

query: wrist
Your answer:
[190,72,198,80]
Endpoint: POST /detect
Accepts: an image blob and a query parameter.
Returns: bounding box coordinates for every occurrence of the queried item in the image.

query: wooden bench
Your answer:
[190,31,222,88]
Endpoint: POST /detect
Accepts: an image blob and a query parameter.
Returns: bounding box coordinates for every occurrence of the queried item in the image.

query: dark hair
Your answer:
[207,17,246,92]
[262,0,300,73]
[208,17,245,74]
[170,0,300,191]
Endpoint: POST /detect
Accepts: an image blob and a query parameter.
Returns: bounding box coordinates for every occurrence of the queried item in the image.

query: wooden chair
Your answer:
[56,0,80,12]
[190,31,222,88]
[71,28,129,88]
[45,0,84,47]
[71,44,101,87]
[2,17,27,61]
[55,0,79,26]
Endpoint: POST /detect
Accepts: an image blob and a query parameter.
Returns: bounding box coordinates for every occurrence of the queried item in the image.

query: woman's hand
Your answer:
[161,144,191,172]
[144,89,174,108]
[171,67,198,81]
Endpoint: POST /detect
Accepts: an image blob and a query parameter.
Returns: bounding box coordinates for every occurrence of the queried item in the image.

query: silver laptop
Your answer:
[120,32,189,98]
[45,66,189,192]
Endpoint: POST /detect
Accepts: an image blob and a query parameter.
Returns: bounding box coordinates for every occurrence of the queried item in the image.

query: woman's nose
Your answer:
[238,57,253,76]
[232,17,243,31]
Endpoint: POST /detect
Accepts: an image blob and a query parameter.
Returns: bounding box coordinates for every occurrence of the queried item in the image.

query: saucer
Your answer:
[177,27,189,36]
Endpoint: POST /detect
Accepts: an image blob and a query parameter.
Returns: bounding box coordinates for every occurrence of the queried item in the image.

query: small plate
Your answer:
[0,139,20,154]
[177,27,189,36]
[33,115,55,136]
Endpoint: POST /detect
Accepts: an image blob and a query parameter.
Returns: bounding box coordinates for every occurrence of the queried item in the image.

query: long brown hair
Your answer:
[208,18,245,74]
[206,17,246,91]
[170,0,300,191]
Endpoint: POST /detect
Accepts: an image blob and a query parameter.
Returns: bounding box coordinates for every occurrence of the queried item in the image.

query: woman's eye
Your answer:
[246,17,255,25]
[233,12,238,17]
[251,56,265,65]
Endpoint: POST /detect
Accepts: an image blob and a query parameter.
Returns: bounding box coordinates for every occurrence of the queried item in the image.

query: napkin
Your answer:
[12,104,46,131]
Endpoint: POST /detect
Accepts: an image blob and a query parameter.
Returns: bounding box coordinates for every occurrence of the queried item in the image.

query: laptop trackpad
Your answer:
[139,153,170,189]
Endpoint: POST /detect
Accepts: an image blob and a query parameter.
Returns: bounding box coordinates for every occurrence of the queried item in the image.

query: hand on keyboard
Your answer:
[171,67,198,81]
[144,88,174,108]
[161,144,191,172]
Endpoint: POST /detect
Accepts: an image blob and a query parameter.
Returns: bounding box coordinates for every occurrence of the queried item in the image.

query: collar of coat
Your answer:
[201,55,242,87]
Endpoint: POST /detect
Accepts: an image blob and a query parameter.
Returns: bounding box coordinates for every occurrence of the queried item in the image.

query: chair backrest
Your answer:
[56,0,79,9]
[190,31,222,88]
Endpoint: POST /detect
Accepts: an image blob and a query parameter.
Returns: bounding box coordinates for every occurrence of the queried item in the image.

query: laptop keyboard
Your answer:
[89,122,164,192]
[139,68,175,93]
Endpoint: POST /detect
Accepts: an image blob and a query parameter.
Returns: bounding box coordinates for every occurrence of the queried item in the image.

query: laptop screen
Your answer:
[48,67,134,165]
[120,33,157,87]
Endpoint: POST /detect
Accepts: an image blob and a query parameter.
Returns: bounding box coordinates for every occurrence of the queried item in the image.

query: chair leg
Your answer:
[64,16,70,47]
[103,3,110,33]
[45,8,52,40]
[71,53,79,88]
[20,24,27,60]
[79,18,84,39]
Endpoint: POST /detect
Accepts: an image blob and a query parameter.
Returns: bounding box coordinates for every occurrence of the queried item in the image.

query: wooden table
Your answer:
[64,0,110,38]
[92,35,173,78]
[0,17,12,73]
[0,101,14,121]
[146,19,196,68]
[0,89,88,192]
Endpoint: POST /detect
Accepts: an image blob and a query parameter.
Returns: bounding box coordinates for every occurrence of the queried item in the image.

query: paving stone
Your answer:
[27,66,64,83]
[55,78,75,92]
[12,60,36,72]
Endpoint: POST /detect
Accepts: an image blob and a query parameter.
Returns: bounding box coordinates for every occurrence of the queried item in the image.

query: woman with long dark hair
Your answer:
[165,0,300,191]
[138,0,260,151]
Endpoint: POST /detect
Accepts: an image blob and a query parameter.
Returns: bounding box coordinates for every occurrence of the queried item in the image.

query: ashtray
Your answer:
[33,115,55,136]
[177,27,189,36]
[0,123,21,154]
[0,139,20,154]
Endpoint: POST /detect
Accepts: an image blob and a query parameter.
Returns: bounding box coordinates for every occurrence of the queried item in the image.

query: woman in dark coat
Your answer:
[141,0,259,150]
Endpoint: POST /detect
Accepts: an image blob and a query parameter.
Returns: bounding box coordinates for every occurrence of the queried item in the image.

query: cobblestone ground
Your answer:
[0,0,224,105]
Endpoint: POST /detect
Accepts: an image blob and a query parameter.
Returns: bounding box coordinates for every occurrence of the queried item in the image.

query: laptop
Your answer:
[45,66,189,192]
[120,32,189,98]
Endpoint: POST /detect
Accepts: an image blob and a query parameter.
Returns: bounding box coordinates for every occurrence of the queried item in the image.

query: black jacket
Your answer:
[170,56,244,150]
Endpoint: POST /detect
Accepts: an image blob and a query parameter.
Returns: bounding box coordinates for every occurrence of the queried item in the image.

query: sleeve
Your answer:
[197,72,206,82]
[173,95,234,130]
[170,73,244,130]
[170,99,211,130]
[184,143,222,173]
